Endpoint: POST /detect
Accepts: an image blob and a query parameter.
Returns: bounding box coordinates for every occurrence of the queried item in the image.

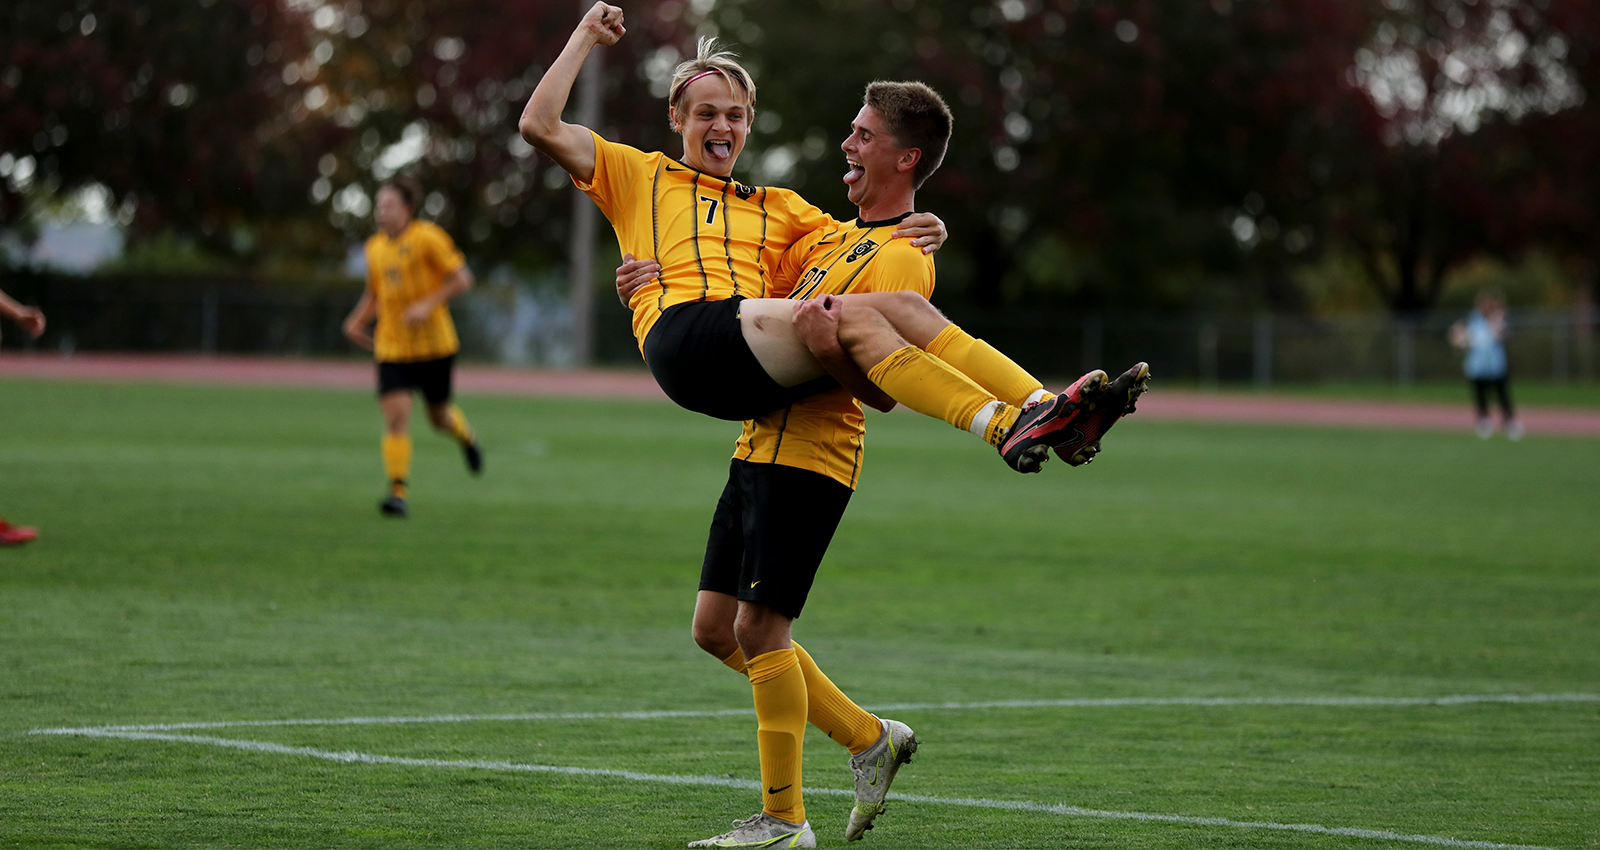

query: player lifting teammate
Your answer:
[520,3,1149,476]
[341,177,484,518]
[614,80,939,847]
[533,5,1148,848]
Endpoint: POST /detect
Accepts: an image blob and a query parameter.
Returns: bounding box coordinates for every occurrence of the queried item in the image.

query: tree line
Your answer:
[3,0,1596,315]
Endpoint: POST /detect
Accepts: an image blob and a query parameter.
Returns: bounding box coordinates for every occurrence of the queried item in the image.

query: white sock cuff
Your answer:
[1025,388,1051,406]
[968,400,1003,439]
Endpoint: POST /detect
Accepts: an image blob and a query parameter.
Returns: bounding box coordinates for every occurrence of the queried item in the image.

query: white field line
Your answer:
[27,692,1600,737]
[38,727,1566,850]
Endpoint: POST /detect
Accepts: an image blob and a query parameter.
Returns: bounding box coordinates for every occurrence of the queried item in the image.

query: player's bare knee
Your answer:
[733,603,793,655]
[839,307,908,367]
[692,623,737,660]
[837,305,887,346]
[874,290,947,345]
[882,289,937,316]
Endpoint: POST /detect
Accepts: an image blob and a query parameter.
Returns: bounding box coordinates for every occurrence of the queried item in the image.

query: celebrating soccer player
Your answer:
[341,177,484,518]
[614,77,1151,848]
[520,3,1146,476]
[526,8,1150,848]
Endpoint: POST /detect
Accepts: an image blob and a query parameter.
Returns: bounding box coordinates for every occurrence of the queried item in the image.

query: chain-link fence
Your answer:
[3,272,1594,385]
[946,307,1598,385]
[0,271,643,366]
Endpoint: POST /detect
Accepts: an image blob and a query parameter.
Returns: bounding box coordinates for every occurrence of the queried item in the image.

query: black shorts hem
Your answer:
[377,355,455,405]
[698,459,853,620]
[644,298,837,422]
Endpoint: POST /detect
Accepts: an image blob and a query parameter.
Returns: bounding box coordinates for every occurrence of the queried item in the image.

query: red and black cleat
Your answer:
[998,370,1108,473]
[1053,362,1151,467]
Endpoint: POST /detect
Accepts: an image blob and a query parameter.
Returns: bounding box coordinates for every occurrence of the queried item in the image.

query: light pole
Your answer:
[566,7,603,367]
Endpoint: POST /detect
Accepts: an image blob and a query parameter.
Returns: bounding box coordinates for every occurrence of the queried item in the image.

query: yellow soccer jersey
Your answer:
[365,219,465,363]
[574,131,840,356]
[733,215,937,489]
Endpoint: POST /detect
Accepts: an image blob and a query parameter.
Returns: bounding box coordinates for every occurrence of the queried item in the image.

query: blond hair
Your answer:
[668,37,756,115]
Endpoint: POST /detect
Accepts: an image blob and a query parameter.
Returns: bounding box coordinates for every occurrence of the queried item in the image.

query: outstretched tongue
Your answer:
[843,163,864,184]
[705,140,732,162]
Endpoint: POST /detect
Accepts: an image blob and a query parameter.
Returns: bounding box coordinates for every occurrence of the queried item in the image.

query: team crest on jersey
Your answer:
[734,183,757,200]
[844,239,879,263]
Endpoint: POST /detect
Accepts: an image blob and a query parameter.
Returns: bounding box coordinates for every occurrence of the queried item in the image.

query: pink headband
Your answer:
[672,68,741,103]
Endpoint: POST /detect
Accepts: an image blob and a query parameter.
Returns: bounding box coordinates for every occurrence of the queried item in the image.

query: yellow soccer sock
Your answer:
[747,647,807,825]
[971,402,1023,447]
[446,404,475,445]
[381,434,412,493]
[925,324,1045,407]
[866,345,1011,444]
[792,642,882,755]
[727,644,879,755]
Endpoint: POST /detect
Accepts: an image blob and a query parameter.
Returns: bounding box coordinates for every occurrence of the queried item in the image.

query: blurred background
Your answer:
[2,0,1596,385]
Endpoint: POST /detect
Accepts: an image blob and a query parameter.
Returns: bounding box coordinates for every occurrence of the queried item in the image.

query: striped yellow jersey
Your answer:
[575,131,840,356]
[733,214,936,489]
[365,219,465,363]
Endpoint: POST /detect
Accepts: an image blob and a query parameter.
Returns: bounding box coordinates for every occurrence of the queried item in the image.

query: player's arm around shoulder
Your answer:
[891,212,947,255]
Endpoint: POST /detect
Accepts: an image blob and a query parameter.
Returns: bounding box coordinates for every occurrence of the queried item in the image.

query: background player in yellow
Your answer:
[341,177,483,518]
[521,3,1139,474]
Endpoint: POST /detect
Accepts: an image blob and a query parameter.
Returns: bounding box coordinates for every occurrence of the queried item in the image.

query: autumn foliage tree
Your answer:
[705,0,1598,315]
[0,0,341,266]
[305,0,697,269]
[3,0,1596,319]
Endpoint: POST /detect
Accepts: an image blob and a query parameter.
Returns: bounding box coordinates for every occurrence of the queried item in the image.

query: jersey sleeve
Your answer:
[420,223,466,276]
[766,188,844,244]
[572,130,646,222]
[771,188,838,236]
[861,242,936,298]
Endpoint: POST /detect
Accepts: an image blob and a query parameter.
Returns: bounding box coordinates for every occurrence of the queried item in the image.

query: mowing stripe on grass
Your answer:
[27,692,1600,736]
[40,728,1565,850]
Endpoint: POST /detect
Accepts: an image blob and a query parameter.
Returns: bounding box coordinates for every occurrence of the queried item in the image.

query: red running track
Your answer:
[4,352,1598,437]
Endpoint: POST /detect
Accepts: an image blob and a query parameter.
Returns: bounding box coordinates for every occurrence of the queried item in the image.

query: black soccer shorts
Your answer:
[699,458,854,620]
[643,297,838,422]
[376,355,455,406]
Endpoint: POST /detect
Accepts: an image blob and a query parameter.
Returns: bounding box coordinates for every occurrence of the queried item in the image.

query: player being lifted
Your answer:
[520,3,1149,475]
[341,177,484,518]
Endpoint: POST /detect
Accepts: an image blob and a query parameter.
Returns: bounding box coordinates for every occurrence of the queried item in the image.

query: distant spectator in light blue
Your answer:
[1449,289,1522,440]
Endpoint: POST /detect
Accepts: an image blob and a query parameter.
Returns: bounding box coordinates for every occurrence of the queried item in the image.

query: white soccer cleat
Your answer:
[687,812,816,848]
[845,718,918,841]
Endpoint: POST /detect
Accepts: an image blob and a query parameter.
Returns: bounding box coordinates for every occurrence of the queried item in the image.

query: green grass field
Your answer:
[2,378,1596,849]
